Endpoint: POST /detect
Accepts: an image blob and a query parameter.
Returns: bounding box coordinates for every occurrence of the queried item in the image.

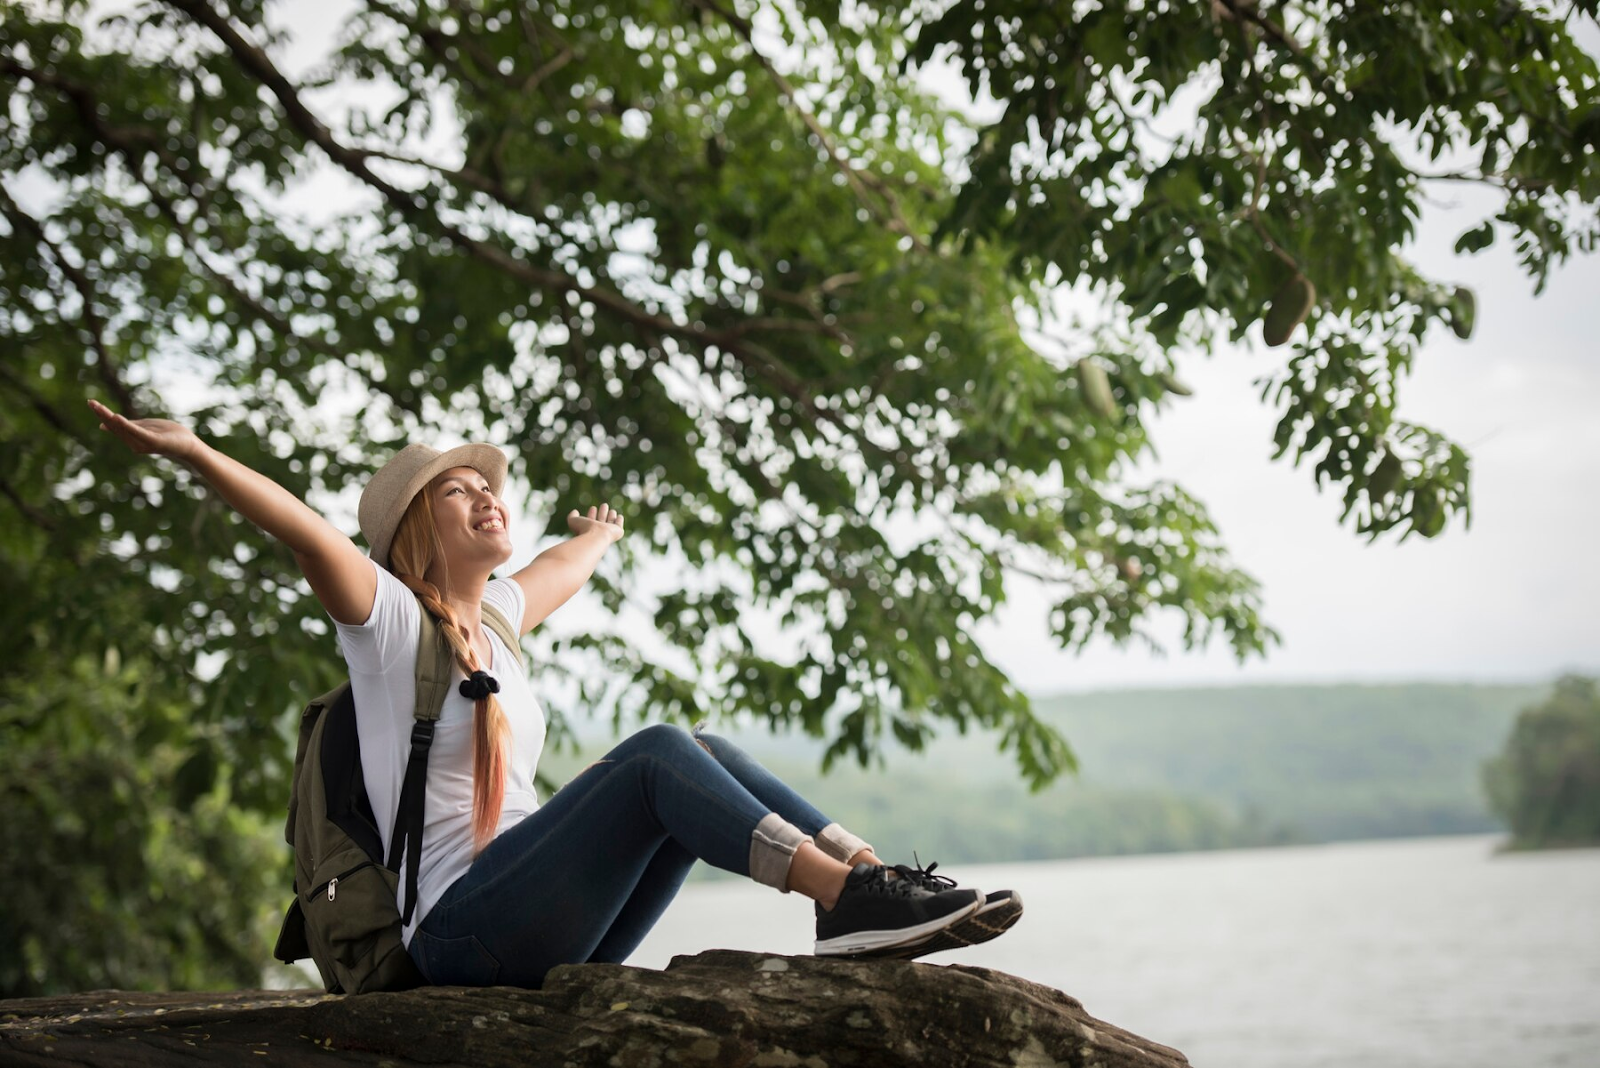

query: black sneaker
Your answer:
[814,863,981,957]
[856,861,1024,959]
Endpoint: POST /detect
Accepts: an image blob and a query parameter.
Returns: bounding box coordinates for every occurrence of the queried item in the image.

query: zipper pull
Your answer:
[328,877,338,901]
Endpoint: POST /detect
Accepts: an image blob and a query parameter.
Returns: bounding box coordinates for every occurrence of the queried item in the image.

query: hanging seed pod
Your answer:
[1450,286,1477,340]
[1263,272,1316,347]
[1079,359,1117,418]
[1158,371,1193,397]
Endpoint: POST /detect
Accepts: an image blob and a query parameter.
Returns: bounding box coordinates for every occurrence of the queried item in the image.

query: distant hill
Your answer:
[1032,681,1549,841]
[542,681,1552,866]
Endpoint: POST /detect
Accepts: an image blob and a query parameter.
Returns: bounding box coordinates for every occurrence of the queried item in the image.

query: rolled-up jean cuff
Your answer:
[813,822,873,864]
[749,813,808,892]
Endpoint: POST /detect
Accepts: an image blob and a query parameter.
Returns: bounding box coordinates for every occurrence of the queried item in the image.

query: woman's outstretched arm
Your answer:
[508,504,624,635]
[88,399,376,625]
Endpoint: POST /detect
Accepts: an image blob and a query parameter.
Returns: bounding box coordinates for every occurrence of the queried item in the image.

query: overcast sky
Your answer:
[53,0,1597,696]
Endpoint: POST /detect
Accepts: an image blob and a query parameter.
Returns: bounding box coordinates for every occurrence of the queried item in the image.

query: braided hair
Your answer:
[387,486,510,852]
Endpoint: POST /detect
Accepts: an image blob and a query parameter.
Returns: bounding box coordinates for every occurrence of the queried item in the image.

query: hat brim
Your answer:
[361,443,509,570]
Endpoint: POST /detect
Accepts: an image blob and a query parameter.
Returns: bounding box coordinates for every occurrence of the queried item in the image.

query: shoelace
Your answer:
[856,864,918,898]
[890,854,958,892]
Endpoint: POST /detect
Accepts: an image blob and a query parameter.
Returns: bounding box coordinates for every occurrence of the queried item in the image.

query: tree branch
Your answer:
[0,473,59,533]
[1,58,358,403]
[352,143,510,199]
[686,0,933,255]
[1415,169,1555,193]
[1216,0,1341,95]
[0,181,140,414]
[160,0,870,444]
[0,360,88,444]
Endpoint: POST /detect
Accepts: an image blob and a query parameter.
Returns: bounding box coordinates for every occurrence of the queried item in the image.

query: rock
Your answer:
[0,950,1187,1067]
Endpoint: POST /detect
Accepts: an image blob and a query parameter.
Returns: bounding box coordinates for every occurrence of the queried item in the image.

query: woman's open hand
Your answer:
[566,503,625,544]
[88,399,202,463]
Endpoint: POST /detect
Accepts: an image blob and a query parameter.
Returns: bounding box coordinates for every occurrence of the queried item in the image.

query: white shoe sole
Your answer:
[813,896,983,956]
[856,891,1024,960]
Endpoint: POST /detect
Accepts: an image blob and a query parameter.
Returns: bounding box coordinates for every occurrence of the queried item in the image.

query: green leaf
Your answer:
[1453,221,1496,255]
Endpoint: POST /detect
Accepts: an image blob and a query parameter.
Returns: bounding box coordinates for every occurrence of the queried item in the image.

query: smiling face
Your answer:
[424,465,512,579]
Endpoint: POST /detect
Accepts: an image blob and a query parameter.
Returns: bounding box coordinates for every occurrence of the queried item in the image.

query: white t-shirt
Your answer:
[332,557,546,944]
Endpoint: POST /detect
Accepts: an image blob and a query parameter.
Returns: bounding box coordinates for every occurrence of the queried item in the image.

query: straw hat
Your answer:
[358,442,509,569]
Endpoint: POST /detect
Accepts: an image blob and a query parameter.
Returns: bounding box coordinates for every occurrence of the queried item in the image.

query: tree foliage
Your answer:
[0,649,285,995]
[1484,675,1600,849]
[1,0,1595,990]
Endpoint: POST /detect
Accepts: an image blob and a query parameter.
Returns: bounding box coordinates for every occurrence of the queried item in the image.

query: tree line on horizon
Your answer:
[553,677,1580,869]
[1484,675,1600,850]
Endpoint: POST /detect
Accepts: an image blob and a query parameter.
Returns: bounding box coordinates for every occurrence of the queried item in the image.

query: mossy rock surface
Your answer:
[0,950,1188,1067]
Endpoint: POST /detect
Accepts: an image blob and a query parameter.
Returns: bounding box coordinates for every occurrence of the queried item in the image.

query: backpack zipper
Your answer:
[308,860,376,903]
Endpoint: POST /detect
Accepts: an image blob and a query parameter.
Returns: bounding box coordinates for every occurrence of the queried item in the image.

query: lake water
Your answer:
[626,835,1600,1068]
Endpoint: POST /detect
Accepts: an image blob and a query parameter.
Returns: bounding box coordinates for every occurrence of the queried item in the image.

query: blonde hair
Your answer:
[387,486,510,852]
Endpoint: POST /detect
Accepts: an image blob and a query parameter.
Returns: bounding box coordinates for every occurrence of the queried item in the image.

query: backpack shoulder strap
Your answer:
[389,597,522,926]
[481,603,524,670]
[413,600,521,715]
[388,598,453,924]
[412,605,453,724]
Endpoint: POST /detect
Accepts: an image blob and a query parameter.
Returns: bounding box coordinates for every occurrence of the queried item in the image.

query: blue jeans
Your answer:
[406,723,859,987]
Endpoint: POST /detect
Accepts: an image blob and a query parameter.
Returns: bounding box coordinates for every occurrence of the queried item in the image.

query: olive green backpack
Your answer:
[273,600,522,993]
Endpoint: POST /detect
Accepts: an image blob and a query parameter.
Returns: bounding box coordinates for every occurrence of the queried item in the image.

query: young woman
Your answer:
[87,398,1022,987]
